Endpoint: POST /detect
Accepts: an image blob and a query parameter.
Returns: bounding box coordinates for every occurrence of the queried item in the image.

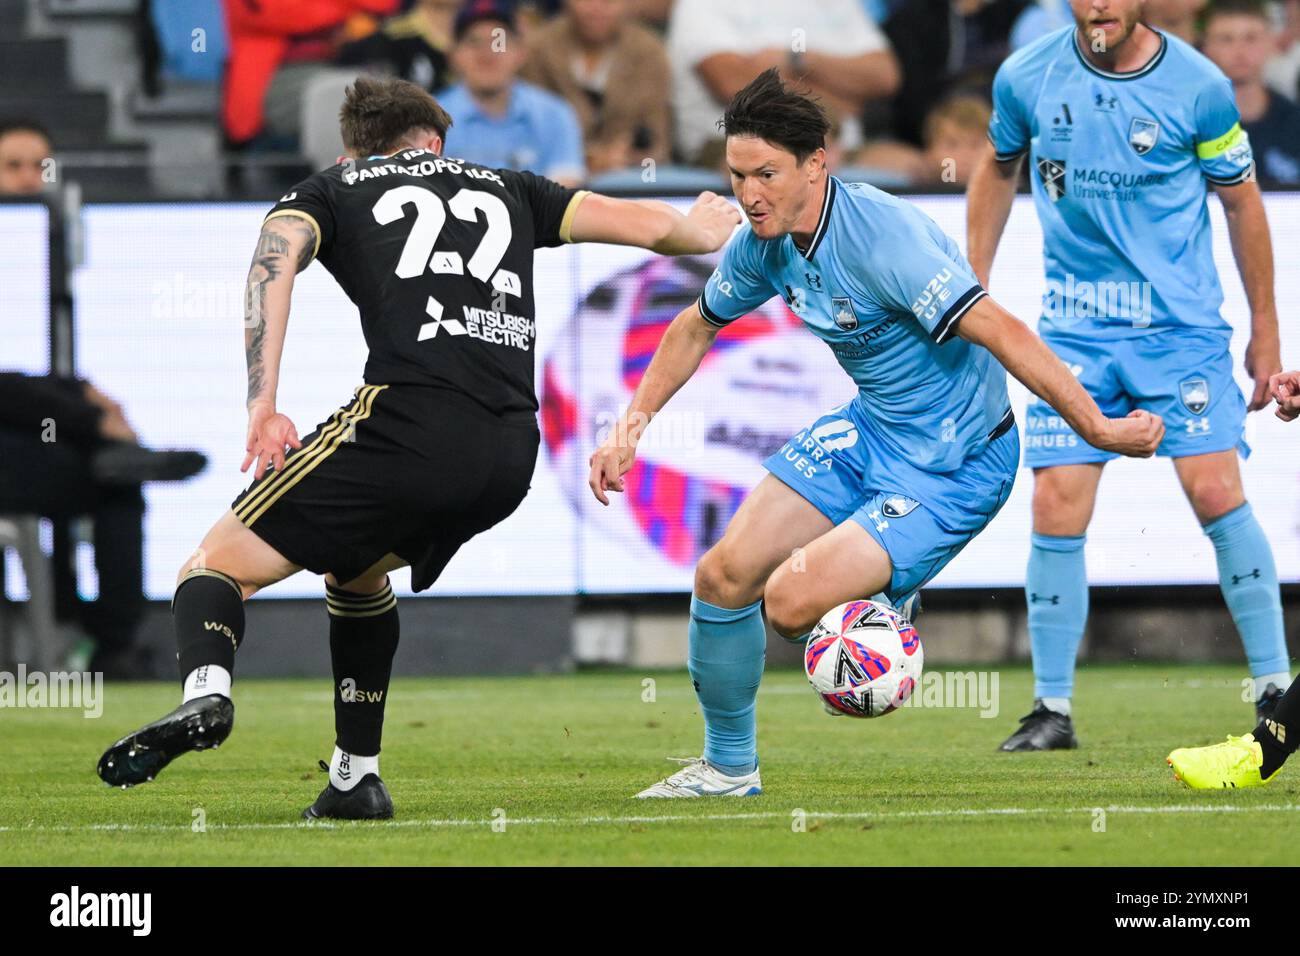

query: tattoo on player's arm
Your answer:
[283,216,317,273]
[243,216,316,405]
[243,229,290,405]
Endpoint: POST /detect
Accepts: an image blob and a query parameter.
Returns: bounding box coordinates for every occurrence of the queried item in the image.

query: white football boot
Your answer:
[635,757,762,798]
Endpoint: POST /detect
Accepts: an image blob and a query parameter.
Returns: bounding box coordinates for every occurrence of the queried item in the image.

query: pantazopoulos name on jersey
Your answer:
[342,151,504,187]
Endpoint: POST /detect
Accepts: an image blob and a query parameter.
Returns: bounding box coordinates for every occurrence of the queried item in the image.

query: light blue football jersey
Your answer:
[699,177,1012,474]
[989,26,1254,338]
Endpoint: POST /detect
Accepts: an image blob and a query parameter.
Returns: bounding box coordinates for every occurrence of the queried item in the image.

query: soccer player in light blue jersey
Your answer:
[968,0,1287,752]
[587,69,1161,799]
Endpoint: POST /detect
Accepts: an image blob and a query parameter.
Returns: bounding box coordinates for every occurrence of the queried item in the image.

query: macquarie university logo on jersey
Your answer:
[1036,157,1068,202]
[1128,117,1161,156]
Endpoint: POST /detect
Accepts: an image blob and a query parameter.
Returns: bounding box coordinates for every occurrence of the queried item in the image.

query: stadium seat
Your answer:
[300,69,366,173]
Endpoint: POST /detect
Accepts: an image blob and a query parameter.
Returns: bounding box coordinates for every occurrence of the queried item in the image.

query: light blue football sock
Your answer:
[688,594,766,776]
[1204,503,1289,680]
[1027,533,1089,700]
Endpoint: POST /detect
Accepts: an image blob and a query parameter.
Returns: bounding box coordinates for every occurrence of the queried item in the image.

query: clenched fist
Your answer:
[682,191,743,254]
[1093,409,1164,457]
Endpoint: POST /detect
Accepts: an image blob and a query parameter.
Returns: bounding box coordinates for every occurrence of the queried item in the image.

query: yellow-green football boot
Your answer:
[1166,734,1278,789]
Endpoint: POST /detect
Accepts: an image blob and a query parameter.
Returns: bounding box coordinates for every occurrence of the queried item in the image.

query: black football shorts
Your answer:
[230,383,539,590]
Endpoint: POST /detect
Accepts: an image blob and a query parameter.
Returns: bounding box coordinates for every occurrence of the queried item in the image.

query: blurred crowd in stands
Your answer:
[3,0,1300,193]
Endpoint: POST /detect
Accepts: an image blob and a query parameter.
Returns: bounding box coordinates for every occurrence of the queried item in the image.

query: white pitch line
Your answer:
[1,802,1297,834]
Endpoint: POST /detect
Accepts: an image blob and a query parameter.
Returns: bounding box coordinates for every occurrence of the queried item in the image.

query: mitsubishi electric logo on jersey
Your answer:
[417,296,534,350]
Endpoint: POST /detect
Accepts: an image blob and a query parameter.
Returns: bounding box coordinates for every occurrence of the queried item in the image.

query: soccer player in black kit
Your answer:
[96,76,741,819]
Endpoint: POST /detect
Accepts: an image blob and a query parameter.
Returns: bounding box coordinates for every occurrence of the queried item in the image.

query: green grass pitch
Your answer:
[2,662,1297,865]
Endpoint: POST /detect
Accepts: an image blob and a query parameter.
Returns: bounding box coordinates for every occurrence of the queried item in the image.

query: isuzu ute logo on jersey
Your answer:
[1128,117,1161,156]
[1037,157,1067,202]
[910,268,953,322]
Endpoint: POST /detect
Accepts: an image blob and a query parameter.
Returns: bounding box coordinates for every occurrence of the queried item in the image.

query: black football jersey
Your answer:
[263,150,585,417]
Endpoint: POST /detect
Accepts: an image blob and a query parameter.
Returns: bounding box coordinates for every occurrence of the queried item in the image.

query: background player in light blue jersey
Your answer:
[968,0,1288,751]
[587,69,1162,799]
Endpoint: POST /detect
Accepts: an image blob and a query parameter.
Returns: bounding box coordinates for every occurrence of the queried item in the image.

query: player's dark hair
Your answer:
[339,76,454,157]
[718,68,829,164]
[0,119,52,144]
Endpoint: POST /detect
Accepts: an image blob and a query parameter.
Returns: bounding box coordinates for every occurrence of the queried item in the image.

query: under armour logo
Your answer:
[1231,569,1261,585]
[1029,593,1061,605]
[867,509,888,533]
[806,272,823,290]
[1185,417,1211,434]
[417,296,467,340]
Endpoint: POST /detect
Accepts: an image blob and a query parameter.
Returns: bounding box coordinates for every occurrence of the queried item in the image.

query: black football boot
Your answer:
[97,694,234,787]
[998,700,1079,752]
[303,762,394,820]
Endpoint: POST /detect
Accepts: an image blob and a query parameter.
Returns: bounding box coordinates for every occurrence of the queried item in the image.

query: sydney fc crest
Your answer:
[881,495,920,519]
[1180,377,1210,415]
[832,296,859,331]
[1128,118,1161,156]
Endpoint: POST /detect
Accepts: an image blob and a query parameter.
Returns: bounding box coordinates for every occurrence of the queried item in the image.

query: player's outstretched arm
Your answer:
[568,191,741,256]
[957,296,1164,457]
[588,301,719,504]
[1271,371,1300,422]
[965,142,1021,289]
[241,213,315,480]
[1214,179,1282,411]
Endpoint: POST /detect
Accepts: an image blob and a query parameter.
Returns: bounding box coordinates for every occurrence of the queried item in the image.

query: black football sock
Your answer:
[1254,681,1300,778]
[173,569,245,694]
[327,579,400,758]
